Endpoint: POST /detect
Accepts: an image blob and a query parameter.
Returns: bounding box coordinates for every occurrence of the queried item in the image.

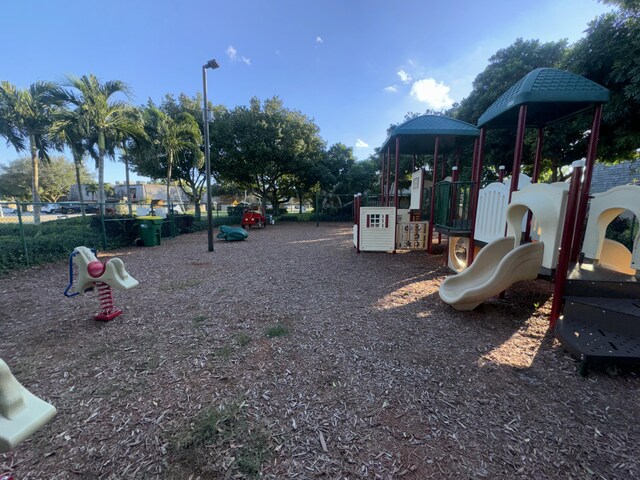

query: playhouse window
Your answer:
[366,214,389,228]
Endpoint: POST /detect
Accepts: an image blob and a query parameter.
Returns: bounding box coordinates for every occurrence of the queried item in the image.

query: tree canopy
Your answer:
[211,96,325,212]
[0,155,94,202]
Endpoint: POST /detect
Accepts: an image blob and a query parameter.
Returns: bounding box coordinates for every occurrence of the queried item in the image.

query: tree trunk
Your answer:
[74,152,86,218]
[98,130,106,215]
[124,154,132,216]
[30,134,41,224]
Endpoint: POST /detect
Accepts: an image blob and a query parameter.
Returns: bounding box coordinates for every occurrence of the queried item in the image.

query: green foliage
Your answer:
[211,96,325,213]
[265,323,289,338]
[563,9,640,161]
[172,402,271,477]
[0,155,94,202]
[605,215,639,251]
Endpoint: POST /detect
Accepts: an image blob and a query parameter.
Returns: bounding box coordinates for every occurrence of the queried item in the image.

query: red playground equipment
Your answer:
[241,205,267,229]
[64,246,139,321]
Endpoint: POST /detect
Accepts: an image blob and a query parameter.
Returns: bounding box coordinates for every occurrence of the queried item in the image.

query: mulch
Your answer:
[1,222,639,479]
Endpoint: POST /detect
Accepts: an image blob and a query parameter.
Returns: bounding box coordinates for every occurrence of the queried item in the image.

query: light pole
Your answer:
[202,58,219,252]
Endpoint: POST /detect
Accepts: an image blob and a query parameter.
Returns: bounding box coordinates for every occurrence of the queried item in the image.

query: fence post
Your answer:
[170,202,176,238]
[100,204,108,250]
[16,203,29,267]
[316,192,320,227]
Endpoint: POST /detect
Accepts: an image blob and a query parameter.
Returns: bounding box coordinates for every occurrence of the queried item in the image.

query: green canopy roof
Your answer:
[379,115,479,155]
[477,68,610,129]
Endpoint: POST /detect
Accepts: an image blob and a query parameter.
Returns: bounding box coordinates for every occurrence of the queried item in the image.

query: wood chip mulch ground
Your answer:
[1,222,639,479]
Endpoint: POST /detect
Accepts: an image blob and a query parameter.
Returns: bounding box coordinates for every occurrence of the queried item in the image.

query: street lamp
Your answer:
[202,58,219,252]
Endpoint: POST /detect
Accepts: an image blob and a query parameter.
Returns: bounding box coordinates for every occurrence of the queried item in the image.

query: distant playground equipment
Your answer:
[217,225,249,241]
[366,67,640,373]
[64,246,139,321]
[241,204,268,229]
[0,358,56,454]
[353,115,479,254]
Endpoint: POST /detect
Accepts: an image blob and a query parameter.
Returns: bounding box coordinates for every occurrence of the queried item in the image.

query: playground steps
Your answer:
[555,266,640,373]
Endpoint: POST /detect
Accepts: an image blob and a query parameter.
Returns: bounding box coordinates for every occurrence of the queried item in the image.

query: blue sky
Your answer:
[0,0,611,184]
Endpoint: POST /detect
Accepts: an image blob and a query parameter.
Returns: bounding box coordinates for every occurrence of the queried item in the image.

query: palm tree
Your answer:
[0,81,60,223]
[51,107,92,216]
[148,107,201,207]
[54,74,144,214]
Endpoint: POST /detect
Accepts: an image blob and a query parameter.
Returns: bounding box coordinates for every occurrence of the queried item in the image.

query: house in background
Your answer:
[112,181,190,204]
[589,159,639,193]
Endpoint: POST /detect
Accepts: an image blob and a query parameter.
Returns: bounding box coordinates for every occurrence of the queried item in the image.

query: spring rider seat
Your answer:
[0,358,57,454]
[64,246,139,321]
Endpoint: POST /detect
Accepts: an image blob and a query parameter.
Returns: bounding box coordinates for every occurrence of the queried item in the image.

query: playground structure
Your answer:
[241,205,267,229]
[353,115,479,255]
[64,246,139,321]
[0,358,56,454]
[360,67,639,372]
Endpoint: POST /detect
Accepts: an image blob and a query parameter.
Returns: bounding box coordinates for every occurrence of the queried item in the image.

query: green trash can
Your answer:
[138,216,163,246]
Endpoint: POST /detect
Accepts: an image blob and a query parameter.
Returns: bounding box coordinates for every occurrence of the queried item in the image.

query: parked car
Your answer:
[1,206,16,215]
[57,202,99,214]
[41,203,61,214]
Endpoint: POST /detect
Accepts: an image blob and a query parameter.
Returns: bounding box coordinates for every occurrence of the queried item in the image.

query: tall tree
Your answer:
[211,96,325,214]
[0,156,93,202]
[0,81,61,222]
[54,74,144,213]
[563,6,640,160]
[51,107,93,214]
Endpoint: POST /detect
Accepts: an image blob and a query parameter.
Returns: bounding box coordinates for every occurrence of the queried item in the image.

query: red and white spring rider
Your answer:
[64,246,139,321]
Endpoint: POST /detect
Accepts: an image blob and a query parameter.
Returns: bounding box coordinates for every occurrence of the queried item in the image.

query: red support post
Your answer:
[452,166,459,183]
[419,167,425,220]
[532,127,544,183]
[427,136,440,254]
[355,194,361,254]
[394,138,400,209]
[386,146,391,207]
[498,165,505,183]
[570,104,603,262]
[509,105,528,202]
[467,132,485,266]
[380,153,384,204]
[550,161,584,328]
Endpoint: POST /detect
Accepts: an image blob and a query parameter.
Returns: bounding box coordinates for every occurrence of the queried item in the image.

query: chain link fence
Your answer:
[0,201,244,274]
[0,194,415,273]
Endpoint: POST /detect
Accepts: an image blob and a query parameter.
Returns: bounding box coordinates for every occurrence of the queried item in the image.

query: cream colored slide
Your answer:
[439,237,544,311]
[0,359,57,453]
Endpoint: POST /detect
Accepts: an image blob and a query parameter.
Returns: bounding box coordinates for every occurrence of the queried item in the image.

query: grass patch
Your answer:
[215,344,233,359]
[192,314,208,326]
[265,323,289,338]
[172,402,271,477]
[235,332,252,347]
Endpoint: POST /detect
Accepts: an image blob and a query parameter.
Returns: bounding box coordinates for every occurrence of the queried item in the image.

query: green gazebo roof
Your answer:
[477,68,610,129]
[379,115,479,154]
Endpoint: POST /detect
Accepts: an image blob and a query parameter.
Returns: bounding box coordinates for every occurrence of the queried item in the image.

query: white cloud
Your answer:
[355,139,369,148]
[384,86,398,93]
[410,78,454,110]
[397,69,411,83]
[226,45,251,66]
[316,36,324,44]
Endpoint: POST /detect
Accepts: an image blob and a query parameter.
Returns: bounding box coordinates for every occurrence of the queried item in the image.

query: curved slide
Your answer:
[439,237,544,311]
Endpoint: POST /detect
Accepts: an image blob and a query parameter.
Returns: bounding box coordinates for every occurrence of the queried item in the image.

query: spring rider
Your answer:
[64,246,139,321]
[0,358,57,456]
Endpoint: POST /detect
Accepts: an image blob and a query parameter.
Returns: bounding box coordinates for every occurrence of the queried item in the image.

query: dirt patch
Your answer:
[1,223,639,479]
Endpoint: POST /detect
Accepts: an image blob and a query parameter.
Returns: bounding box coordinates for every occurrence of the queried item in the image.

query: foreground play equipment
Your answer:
[363,67,638,373]
[64,246,139,321]
[0,358,56,454]
[436,68,639,373]
[217,225,249,241]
